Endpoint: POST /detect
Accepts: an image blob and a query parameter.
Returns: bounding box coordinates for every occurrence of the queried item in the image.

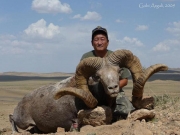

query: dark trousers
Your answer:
[113,89,135,120]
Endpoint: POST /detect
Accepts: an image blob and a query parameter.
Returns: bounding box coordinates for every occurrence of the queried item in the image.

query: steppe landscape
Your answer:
[0,69,180,135]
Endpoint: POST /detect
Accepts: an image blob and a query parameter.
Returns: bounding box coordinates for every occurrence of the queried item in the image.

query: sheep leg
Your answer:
[33,126,42,133]
[9,114,19,134]
[27,126,43,134]
[69,119,79,132]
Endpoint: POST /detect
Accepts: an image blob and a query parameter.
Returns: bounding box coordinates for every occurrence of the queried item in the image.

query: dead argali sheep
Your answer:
[9,49,168,134]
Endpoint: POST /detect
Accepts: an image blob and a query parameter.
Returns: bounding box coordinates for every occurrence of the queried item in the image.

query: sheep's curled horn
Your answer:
[54,57,103,108]
[54,49,168,108]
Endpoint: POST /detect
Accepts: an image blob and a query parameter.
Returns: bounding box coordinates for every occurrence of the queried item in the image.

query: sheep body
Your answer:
[10,79,87,133]
[10,71,118,133]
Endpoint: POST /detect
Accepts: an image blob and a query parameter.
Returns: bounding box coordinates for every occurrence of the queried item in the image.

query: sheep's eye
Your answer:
[92,75,100,82]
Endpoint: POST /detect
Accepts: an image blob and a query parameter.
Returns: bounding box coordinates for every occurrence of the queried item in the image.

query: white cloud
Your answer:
[72,14,81,19]
[153,39,180,52]
[0,23,93,56]
[0,24,95,72]
[24,19,61,39]
[153,43,170,52]
[0,34,45,55]
[1,23,180,72]
[32,0,72,14]
[0,36,24,54]
[0,34,16,40]
[121,36,144,46]
[166,21,180,37]
[1,47,25,54]
[73,11,101,21]
[135,25,149,31]
[82,11,101,21]
[116,19,123,23]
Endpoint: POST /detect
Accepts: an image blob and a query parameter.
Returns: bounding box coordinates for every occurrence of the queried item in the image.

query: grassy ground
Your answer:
[124,80,180,99]
[0,79,59,103]
[0,76,179,103]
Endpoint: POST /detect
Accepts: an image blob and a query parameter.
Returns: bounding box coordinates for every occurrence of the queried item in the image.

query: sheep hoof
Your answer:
[132,96,154,110]
[9,114,19,134]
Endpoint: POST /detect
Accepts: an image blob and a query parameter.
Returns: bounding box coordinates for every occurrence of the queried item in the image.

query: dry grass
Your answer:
[153,94,180,109]
[0,80,60,103]
[0,77,68,104]
[124,80,180,99]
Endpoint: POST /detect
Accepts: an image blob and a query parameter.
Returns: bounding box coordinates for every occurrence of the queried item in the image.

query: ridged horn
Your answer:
[54,87,97,108]
[132,64,168,97]
[145,64,168,81]
[75,57,103,91]
[54,57,103,108]
[107,49,144,83]
[107,49,168,98]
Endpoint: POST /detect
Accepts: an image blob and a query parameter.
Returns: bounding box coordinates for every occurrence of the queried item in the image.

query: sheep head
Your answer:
[54,49,168,109]
[94,65,120,97]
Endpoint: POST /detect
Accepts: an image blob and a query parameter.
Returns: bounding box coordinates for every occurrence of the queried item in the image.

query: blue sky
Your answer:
[0,0,180,73]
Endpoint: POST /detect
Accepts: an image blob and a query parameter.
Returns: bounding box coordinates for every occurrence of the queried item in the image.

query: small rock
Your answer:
[78,106,112,126]
[127,109,155,121]
[57,127,65,133]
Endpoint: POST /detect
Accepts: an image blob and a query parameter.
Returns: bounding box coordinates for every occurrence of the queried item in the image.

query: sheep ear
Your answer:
[54,87,98,109]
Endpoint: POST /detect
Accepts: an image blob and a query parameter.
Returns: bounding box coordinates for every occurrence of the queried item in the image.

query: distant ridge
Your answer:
[0,68,179,77]
[0,69,180,81]
[0,72,74,77]
[168,68,180,72]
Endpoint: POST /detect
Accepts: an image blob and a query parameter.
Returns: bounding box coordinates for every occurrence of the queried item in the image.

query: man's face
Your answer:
[92,34,109,51]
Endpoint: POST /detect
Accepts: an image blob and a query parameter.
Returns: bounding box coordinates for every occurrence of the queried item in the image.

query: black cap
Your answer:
[92,26,108,41]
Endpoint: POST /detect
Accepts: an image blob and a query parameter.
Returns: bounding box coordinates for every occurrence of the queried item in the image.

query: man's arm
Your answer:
[119,68,130,89]
[119,78,128,89]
